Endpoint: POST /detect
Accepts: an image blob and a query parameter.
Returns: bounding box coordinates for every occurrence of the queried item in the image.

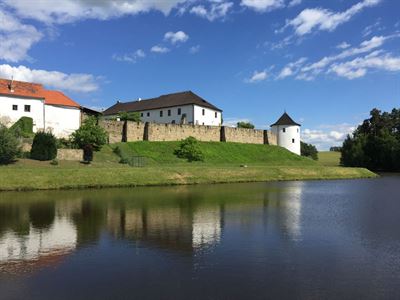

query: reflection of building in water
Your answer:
[107,205,222,253]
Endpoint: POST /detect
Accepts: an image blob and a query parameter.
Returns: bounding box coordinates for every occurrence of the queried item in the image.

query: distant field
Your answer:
[318,151,341,166]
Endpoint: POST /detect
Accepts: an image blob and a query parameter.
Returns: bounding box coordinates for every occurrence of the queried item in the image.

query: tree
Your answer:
[301,141,318,160]
[174,136,204,162]
[341,108,400,171]
[118,111,141,122]
[0,124,20,165]
[30,131,58,161]
[71,116,108,150]
[237,121,255,129]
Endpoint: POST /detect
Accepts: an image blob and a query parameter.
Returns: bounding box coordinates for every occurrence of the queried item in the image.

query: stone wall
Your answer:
[57,149,83,161]
[221,127,265,144]
[146,123,221,142]
[100,120,277,145]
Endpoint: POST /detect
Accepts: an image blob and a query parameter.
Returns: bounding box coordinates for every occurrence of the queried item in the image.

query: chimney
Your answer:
[8,76,14,93]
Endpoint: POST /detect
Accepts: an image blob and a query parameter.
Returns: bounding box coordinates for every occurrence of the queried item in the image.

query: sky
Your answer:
[0,0,399,150]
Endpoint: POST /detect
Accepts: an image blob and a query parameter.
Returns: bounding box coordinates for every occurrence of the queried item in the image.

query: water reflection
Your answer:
[0,182,305,273]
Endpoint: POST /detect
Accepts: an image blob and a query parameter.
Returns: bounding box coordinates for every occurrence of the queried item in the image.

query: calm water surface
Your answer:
[0,177,400,299]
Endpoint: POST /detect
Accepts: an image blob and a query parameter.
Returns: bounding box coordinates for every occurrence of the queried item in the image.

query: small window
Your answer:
[297,128,299,133]
[215,112,217,118]
[292,138,295,143]
[202,109,205,116]
[140,112,143,117]
[168,109,171,116]
[202,122,204,125]
[160,111,163,117]
[147,112,150,117]
[24,105,31,112]
[178,108,181,115]
[283,128,286,133]
[12,105,18,111]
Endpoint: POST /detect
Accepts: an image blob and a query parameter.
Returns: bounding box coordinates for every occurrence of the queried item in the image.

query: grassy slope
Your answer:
[318,151,341,167]
[0,142,376,191]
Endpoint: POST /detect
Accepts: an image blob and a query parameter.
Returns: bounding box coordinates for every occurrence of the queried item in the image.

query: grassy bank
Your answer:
[318,151,341,166]
[0,142,376,191]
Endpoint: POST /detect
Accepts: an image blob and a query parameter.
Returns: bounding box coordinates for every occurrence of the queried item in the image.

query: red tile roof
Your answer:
[0,78,80,108]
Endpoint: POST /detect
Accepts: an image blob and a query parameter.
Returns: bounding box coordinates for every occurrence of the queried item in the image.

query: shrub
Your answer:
[10,117,33,138]
[0,125,20,165]
[118,111,141,122]
[83,144,94,163]
[174,136,204,162]
[71,116,108,150]
[30,131,58,161]
[57,138,77,149]
[237,122,255,129]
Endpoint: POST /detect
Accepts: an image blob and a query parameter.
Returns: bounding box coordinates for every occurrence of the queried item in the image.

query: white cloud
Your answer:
[302,123,355,150]
[241,0,284,12]
[284,0,381,36]
[362,19,385,37]
[112,49,145,63]
[246,70,268,83]
[288,0,301,7]
[0,9,43,62]
[190,1,233,21]
[336,42,351,49]
[189,45,200,54]
[164,31,189,44]
[151,45,170,53]
[277,57,307,79]
[0,64,100,93]
[223,118,252,127]
[2,0,188,24]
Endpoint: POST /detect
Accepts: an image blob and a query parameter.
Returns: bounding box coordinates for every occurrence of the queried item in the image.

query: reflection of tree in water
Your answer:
[72,200,106,246]
[29,202,55,230]
[0,204,30,237]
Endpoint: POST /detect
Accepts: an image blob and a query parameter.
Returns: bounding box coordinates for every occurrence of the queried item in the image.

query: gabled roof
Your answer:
[271,112,301,126]
[103,91,222,116]
[0,78,80,108]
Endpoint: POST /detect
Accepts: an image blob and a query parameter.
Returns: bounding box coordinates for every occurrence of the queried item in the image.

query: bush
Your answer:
[0,125,20,165]
[57,138,78,149]
[30,131,58,161]
[301,141,318,160]
[71,116,108,150]
[10,117,33,138]
[174,136,204,162]
[118,111,141,122]
[83,144,94,163]
[237,122,255,129]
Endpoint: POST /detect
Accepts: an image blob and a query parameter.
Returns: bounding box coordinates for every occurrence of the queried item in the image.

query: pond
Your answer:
[0,177,399,299]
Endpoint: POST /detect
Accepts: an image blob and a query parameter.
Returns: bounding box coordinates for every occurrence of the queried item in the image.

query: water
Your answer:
[0,177,399,299]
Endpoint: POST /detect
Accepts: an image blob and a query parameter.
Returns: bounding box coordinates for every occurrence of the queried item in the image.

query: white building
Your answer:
[0,78,81,138]
[103,91,222,126]
[271,112,301,155]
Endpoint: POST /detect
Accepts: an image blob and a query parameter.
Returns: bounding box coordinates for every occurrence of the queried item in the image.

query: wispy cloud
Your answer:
[245,70,268,83]
[112,49,145,63]
[151,45,170,53]
[164,31,189,44]
[240,0,284,12]
[189,45,200,54]
[302,123,356,150]
[0,64,100,93]
[190,1,233,21]
[336,42,351,49]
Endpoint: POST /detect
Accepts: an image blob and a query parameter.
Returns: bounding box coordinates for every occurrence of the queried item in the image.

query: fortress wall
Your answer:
[146,123,221,142]
[126,121,146,142]
[99,120,124,144]
[222,127,265,144]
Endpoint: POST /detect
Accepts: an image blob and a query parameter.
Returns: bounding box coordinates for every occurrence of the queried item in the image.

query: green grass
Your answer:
[0,142,376,191]
[318,151,341,167]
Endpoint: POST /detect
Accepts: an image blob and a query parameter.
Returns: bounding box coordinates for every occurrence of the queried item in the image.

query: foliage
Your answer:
[0,124,20,165]
[71,116,108,150]
[301,141,318,160]
[30,131,58,161]
[237,121,255,129]
[83,144,94,162]
[10,117,33,138]
[118,111,141,122]
[174,137,204,162]
[329,146,342,152]
[57,138,78,149]
[341,108,400,171]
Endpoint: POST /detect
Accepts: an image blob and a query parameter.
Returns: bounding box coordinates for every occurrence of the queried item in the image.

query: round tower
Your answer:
[270,112,301,155]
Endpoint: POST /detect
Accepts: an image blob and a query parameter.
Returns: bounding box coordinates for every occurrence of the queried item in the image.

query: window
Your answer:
[202,109,205,116]
[12,105,17,111]
[215,112,217,118]
[171,120,175,124]
[202,122,204,125]
[160,110,163,117]
[168,109,171,116]
[24,105,31,112]
[140,112,143,117]
[297,128,299,133]
[147,112,150,117]
[283,128,286,133]
[292,139,295,143]
[178,108,181,115]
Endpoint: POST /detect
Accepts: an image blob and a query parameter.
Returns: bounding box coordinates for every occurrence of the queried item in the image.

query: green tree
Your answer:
[237,121,255,129]
[10,117,33,138]
[300,141,318,160]
[71,116,108,150]
[0,125,20,165]
[30,131,58,161]
[118,111,141,122]
[174,136,204,162]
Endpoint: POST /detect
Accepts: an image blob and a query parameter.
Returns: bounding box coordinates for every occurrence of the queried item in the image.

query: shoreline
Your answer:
[0,164,377,192]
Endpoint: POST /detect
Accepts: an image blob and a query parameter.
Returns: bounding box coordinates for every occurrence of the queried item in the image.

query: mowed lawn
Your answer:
[0,143,375,191]
[318,151,341,167]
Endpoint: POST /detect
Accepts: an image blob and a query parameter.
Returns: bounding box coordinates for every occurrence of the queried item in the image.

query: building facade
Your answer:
[0,79,81,138]
[270,112,301,155]
[103,91,222,126]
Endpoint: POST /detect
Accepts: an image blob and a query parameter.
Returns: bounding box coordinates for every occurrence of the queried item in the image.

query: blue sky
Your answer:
[0,0,399,149]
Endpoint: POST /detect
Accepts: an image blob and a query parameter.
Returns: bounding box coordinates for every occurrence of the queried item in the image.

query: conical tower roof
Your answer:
[271,112,301,126]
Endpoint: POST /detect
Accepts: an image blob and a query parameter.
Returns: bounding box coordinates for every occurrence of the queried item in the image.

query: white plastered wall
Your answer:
[193,105,222,126]
[45,105,81,138]
[271,125,301,155]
